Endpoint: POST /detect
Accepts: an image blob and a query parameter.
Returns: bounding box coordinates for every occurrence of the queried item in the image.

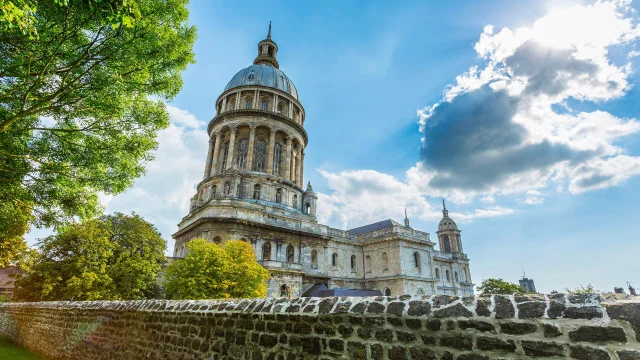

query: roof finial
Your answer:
[267,21,272,39]
[442,198,446,211]
[405,208,408,220]
[404,208,411,228]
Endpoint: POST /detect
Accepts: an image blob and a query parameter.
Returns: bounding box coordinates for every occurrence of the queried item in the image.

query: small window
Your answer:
[248,73,255,81]
[277,104,283,114]
[446,270,450,281]
[413,252,420,268]
[417,287,425,295]
[311,249,318,266]
[305,202,311,214]
[435,268,440,279]
[292,194,297,208]
[365,255,371,273]
[331,252,337,267]
[236,184,240,197]
[275,188,282,203]
[381,252,389,271]
[262,242,271,261]
[350,255,356,270]
[253,184,260,200]
[287,245,294,263]
[261,99,269,111]
[212,185,217,197]
[224,182,231,195]
[455,271,459,282]
[384,288,391,296]
[244,97,252,109]
[280,284,288,297]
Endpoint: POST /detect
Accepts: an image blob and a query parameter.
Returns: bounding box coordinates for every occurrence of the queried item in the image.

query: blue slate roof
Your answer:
[347,219,395,235]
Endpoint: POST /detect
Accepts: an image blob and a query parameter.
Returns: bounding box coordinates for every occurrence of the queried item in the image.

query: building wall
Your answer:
[1,294,639,360]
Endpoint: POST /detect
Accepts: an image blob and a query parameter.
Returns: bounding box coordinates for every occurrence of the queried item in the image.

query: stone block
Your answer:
[494,295,515,319]
[617,350,640,360]
[301,337,321,355]
[542,323,562,338]
[357,327,372,340]
[350,302,365,314]
[433,304,472,318]
[318,298,336,314]
[421,334,436,345]
[500,321,537,335]
[407,301,431,316]
[476,336,516,352]
[521,340,565,357]
[375,328,394,342]
[396,331,416,342]
[476,298,491,317]
[370,343,384,360]
[406,318,421,329]
[347,341,367,360]
[606,302,640,342]
[457,354,489,360]
[568,326,627,343]
[457,319,494,332]
[387,345,408,360]
[426,319,441,331]
[439,333,473,350]
[409,346,437,360]
[338,325,353,337]
[366,302,385,314]
[569,345,611,360]
[328,338,344,352]
[387,302,405,316]
[517,301,546,318]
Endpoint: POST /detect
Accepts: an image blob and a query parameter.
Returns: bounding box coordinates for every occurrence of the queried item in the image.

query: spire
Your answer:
[442,198,449,217]
[253,21,279,68]
[404,208,410,228]
[267,21,272,39]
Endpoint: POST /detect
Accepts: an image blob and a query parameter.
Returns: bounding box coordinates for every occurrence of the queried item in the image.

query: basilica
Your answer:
[172,26,473,297]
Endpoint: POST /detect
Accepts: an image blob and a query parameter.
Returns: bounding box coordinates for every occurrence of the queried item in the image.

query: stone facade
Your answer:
[1,294,639,359]
[172,27,472,298]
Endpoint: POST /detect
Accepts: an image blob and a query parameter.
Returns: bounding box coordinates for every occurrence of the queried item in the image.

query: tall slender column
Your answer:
[288,100,293,119]
[203,138,214,179]
[298,149,304,187]
[284,137,292,181]
[253,89,258,108]
[298,147,304,187]
[235,92,240,110]
[291,151,297,183]
[246,126,256,171]
[273,94,278,113]
[266,129,276,175]
[226,127,237,170]
[222,97,227,112]
[210,132,221,176]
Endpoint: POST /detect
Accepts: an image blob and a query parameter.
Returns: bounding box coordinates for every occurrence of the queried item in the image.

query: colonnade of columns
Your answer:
[204,126,304,187]
[218,89,304,126]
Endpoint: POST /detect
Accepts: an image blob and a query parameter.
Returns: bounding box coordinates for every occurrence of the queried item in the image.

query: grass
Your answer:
[0,337,44,360]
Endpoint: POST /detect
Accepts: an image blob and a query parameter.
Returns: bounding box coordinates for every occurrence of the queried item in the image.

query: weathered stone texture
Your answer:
[0,295,638,360]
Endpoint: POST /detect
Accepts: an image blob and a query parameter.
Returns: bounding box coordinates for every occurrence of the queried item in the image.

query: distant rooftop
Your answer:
[347,219,401,235]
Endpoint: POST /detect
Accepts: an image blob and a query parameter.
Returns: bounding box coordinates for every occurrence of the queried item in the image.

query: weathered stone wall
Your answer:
[0,294,638,360]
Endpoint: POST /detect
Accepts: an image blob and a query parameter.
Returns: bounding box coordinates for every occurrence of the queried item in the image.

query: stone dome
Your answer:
[438,217,458,231]
[224,64,298,100]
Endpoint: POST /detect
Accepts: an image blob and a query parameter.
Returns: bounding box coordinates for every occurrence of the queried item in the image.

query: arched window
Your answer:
[269,46,275,57]
[244,97,253,109]
[226,99,235,111]
[236,184,241,197]
[305,202,311,214]
[385,288,391,296]
[262,242,271,261]
[413,252,420,268]
[292,194,298,208]
[286,245,295,263]
[275,188,282,203]
[350,255,356,270]
[253,184,260,200]
[435,268,440,279]
[443,235,452,253]
[273,143,281,176]
[455,271,459,282]
[224,182,231,195]
[253,140,267,172]
[261,98,269,111]
[365,255,371,273]
[446,270,450,281]
[211,185,217,198]
[277,104,283,114]
[311,249,318,267]
[331,252,337,267]
[280,284,288,297]
[237,139,249,170]
[417,287,425,295]
[220,141,229,171]
[213,236,221,244]
[381,252,389,271]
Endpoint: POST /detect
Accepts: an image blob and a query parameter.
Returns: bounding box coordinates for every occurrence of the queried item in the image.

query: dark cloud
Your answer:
[505,40,606,97]
[573,173,614,189]
[420,86,597,190]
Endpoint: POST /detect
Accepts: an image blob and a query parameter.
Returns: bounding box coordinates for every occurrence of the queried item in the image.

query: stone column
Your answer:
[210,132,221,176]
[291,151,297,183]
[222,97,227,112]
[246,126,256,171]
[226,127,236,170]
[284,137,292,181]
[203,138,214,179]
[267,129,276,175]
[235,92,240,110]
[254,89,258,108]
[273,94,278,113]
[299,151,304,187]
[288,100,293,119]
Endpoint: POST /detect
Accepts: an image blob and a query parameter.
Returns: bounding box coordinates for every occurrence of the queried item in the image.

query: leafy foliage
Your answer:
[477,278,525,295]
[565,283,600,294]
[13,213,166,301]
[0,0,196,265]
[164,239,269,300]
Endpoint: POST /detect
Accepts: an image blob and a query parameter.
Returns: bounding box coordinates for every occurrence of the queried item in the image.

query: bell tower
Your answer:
[253,22,279,68]
[436,200,463,254]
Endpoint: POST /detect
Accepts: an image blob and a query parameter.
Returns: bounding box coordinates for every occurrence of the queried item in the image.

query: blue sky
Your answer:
[28,0,640,293]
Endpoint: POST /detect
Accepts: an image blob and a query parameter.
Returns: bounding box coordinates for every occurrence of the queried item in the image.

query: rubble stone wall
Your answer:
[0,294,639,360]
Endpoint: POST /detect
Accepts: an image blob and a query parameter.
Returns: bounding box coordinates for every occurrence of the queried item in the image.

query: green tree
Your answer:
[13,213,166,301]
[163,239,269,300]
[0,0,196,265]
[565,283,600,294]
[477,278,525,295]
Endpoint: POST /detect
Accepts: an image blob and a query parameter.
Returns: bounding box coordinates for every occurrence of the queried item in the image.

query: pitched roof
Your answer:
[347,219,397,235]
